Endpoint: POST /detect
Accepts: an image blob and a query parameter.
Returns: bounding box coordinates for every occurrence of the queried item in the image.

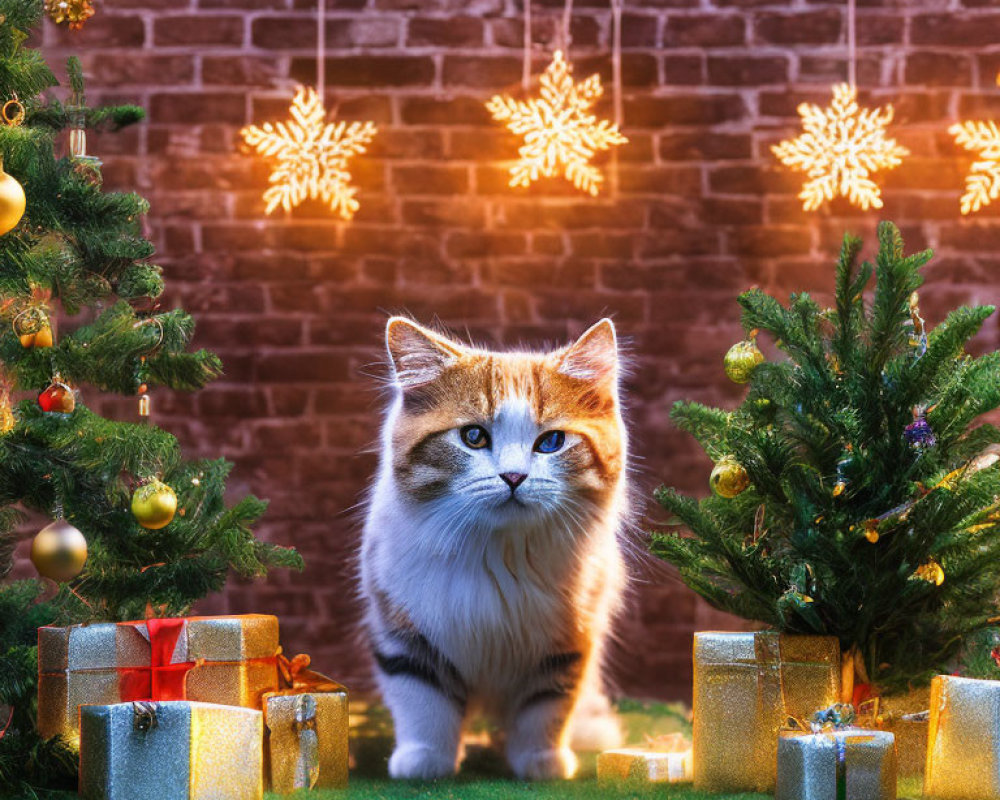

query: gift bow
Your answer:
[277,650,345,694]
[119,618,201,702]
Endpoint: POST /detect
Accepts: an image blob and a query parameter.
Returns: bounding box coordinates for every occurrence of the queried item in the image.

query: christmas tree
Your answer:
[652,221,1000,697]
[0,1,302,793]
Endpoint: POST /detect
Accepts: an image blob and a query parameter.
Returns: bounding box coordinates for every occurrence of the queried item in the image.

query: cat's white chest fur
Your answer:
[367,499,580,691]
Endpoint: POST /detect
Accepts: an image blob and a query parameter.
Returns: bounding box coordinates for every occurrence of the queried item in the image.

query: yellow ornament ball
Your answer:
[0,161,25,236]
[724,339,765,383]
[131,479,177,530]
[30,518,88,582]
[710,456,750,499]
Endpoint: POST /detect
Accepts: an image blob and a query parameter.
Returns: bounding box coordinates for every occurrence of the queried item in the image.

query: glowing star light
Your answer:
[772,83,908,212]
[241,86,376,219]
[950,120,1000,215]
[486,50,627,196]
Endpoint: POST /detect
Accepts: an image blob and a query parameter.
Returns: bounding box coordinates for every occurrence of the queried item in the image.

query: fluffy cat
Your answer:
[361,317,628,781]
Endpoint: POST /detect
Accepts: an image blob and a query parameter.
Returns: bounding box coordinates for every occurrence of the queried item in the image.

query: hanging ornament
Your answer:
[131,479,177,530]
[913,559,945,586]
[772,83,908,211]
[240,86,377,219]
[12,307,53,348]
[1,96,24,127]
[723,337,764,383]
[486,50,627,196]
[907,291,928,355]
[30,518,88,582]
[44,0,95,29]
[38,378,76,414]
[710,456,750,499]
[904,407,936,450]
[0,379,13,434]
[832,447,854,498]
[862,520,880,543]
[0,156,25,236]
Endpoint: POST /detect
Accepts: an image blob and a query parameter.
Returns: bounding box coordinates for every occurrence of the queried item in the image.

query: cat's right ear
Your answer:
[386,317,463,390]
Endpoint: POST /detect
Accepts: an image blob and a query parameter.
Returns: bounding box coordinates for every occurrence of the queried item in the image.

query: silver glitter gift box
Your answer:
[776,728,897,800]
[78,701,263,800]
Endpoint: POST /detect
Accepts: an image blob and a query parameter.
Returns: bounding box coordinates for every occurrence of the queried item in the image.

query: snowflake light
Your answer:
[486,50,627,196]
[241,86,377,219]
[772,83,908,212]
[950,120,1000,215]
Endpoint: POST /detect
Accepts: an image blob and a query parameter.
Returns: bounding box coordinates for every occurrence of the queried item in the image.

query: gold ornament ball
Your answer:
[30,518,88,582]
[710,456,750,499]
[724,339,765,383]
[0,163,25,236]
[131,479,177,530]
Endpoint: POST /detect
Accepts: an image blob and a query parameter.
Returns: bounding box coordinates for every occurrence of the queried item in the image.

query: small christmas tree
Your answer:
[652,221,1000,698]
[0,2,302,793]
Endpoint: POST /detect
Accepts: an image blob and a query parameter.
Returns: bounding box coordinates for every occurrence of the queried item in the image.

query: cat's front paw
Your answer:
[510,747,579,781]
[388,743,458,780]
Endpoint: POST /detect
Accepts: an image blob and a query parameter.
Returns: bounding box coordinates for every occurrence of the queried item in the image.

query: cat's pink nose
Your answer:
[500,472,527,491]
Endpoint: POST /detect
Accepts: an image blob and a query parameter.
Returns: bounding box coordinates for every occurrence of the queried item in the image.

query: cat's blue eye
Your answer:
[460,425,490,449]
[535,430,566,454]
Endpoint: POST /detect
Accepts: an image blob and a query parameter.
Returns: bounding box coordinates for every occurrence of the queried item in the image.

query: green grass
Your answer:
[272,775,924,800]
[273,778,765,800]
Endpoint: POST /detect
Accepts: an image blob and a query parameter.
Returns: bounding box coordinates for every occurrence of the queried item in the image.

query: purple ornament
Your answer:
[904,416,936,449]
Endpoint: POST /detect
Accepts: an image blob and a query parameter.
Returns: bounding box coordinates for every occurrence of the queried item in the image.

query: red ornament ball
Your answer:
[38,382,76,414]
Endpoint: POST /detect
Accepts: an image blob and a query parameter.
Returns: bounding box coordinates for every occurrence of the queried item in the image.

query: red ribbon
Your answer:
[118,618,198,702]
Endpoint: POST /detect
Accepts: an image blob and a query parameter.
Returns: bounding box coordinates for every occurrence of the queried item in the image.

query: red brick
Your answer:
[754,10,841,45]
[154,16,244,47]
[905,52,973,87]
[625,94,746,127]
[407,17,484,47]
[660,132,753,161]
[707,56,789,86]
[664,15,746,47]
[442,56,523,88]
[149,92,247,125]
[911,13,1000,46]
[291,56,436,87]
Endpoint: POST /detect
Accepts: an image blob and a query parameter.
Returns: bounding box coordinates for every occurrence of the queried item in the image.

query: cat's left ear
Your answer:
[558,318,618,385]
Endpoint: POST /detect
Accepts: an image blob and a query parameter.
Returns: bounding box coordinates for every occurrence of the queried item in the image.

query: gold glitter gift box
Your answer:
[78,700,263,800]
[692,631,842,793]
[263,682,349,793]
[925,675,1000,800]
[597,747,693,784]
[38,615,280,740]
[776,728,897,800]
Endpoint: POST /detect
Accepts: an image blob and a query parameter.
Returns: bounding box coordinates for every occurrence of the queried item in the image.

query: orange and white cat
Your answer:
[361,317,628,781]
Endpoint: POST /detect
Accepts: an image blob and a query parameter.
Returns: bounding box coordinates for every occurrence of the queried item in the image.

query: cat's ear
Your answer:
[558,318,618,384]
[386,317,464,390]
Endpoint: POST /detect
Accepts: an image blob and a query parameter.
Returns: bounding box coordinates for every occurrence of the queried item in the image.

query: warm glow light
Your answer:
[950,120,1000,215]
[771,83,908,212]
[486,51,627,196]
[240,86,377,219]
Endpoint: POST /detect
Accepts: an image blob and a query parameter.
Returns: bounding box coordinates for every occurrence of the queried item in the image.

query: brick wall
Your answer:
[16,0,1000,702]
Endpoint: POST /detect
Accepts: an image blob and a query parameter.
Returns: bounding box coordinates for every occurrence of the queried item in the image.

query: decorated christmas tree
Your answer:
[652,221,1000,698]
[0,1,302,793]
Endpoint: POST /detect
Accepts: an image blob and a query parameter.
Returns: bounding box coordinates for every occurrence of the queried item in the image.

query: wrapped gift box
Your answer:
[38,615,279,740]
[925,675,1000,800]
[693,631,842,793]
[776,728,897,800]
[79,700,263,800]
[597,746,692,784]
[263,678,349,794]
